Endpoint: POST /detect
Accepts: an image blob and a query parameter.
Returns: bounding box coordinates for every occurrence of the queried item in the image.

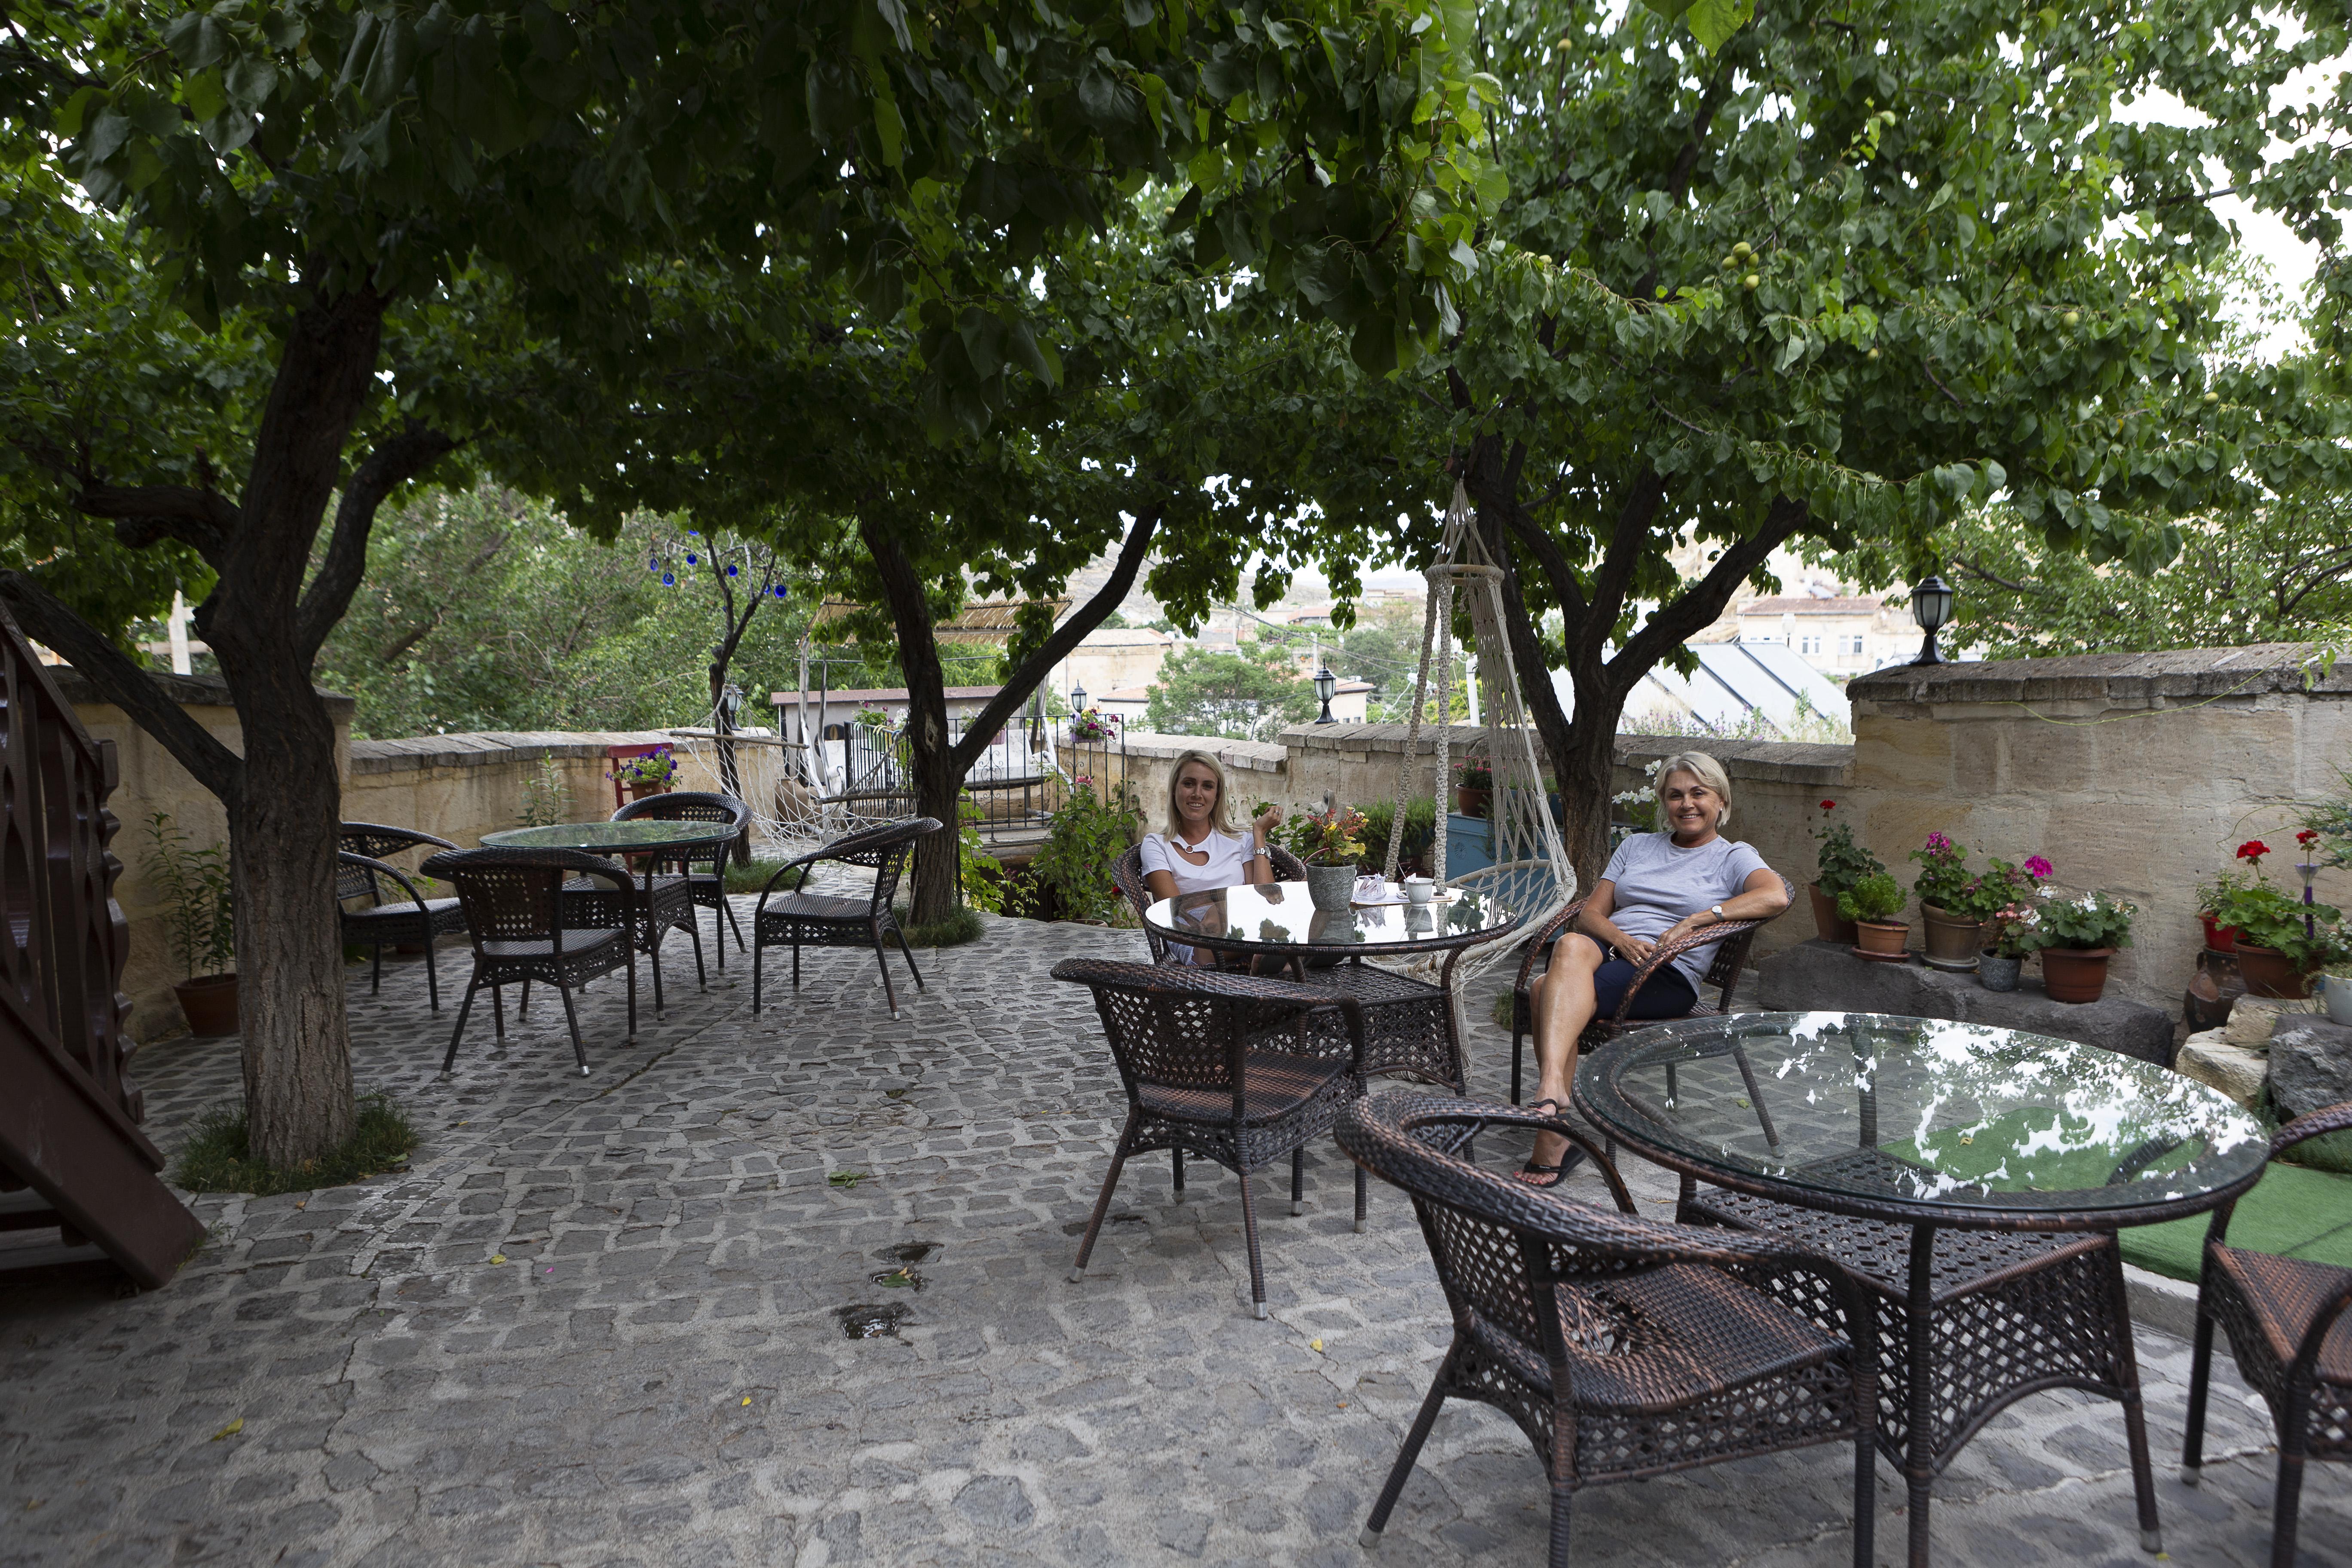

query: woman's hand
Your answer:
[1658,912,1716,946]
[1252,802,1283,842]
[1610,931,1657,967]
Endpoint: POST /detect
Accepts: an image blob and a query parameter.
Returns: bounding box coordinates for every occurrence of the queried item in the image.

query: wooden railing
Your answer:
[0,606,203,1288]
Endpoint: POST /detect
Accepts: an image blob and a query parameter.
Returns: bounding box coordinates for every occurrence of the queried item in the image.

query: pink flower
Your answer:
[2024,855,2052,879]
[1924,831,1951,851]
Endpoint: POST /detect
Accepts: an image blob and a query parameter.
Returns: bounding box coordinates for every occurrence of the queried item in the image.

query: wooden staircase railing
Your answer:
[0,604,204,1288]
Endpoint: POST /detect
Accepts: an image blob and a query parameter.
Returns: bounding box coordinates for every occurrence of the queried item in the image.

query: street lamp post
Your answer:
[1908,575,1957,666]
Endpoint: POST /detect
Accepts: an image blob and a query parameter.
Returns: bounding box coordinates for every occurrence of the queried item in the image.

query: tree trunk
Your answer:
[858,515,961,927]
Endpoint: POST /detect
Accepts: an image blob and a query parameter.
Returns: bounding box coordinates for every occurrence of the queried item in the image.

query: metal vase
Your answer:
[1978,952,2021,992]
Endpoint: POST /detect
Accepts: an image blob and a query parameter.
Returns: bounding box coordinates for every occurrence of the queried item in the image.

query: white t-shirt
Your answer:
[1139,828,1255,895]
[1599,831,1773,986]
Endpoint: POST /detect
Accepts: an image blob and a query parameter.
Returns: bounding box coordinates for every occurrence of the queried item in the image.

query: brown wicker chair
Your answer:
[1508,873,1794,1106]
[420,848,639,1075]
[1336,1093,1877,1567]
[2182,1099,2352,1568]
[752,816,938,1019]
[611,790,752,964]
[337,823,466,1009]
[1052,957,1369,1320]
[1113,841,1464,1092]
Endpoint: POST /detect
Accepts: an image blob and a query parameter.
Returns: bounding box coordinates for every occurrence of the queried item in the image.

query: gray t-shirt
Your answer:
[1599,832,1773,986]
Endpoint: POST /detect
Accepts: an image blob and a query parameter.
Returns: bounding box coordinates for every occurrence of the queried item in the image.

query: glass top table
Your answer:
[481,821,741,855]
[1143,880,1522,958]
[1574,1010,2268,1226]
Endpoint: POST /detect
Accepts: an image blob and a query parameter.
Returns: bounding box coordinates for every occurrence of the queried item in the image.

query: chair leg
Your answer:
[1363,1345,1458,1546]
[686,912,706,986]
[371,945,383,995]
[752,936,764,1014]
[625,947,638,1041]
[518,979,530,1019]
[423,937,441,1012]
[1510,1018,1525,1105]
[793,940,802,992]
[491,982,506,1038]
[1728,1042,1782,1147]
[873,928,900,1018]
[1851,1421,1876,1568]
[2102,1242,2164,1555]
[1354,1165,1367,1234]
[1545,1482,1575,1568]
[2271,1449,2306,1568]
[441,977,481,1074]
[894,928,925,992]
[2181,1309,2216,1483]
[723,897,745,963]
[555,980,590,1076]
[1291,1148,1305,1217]
[1070,1115,1139,1281]
[1236,1163,1268,1318]
[1172,1147,1185,1198]
[649,934,665,1015]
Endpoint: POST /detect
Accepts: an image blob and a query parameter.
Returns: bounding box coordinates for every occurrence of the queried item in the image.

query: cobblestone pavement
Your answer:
[2,905,2346,1567]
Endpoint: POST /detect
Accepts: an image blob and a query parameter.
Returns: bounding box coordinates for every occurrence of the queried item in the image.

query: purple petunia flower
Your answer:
[2024,855,2052,879]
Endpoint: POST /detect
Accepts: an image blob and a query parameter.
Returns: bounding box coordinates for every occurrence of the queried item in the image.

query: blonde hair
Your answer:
[1164,750,1238,839]
[1654,750,1734,829]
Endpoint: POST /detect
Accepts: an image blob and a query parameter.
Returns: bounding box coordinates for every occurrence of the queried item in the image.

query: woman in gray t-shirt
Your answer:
[1520,751,1790,1188]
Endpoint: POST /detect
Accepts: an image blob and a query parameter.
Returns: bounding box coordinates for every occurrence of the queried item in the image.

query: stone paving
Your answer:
[2,901,2348,1567]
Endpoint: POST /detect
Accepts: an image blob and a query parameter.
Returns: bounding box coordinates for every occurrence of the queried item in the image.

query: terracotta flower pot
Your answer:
[1920,903,1980,969]
[173,973,240,1038]
[627,780,671,799]
[2040,946,2115,1004]
[2235,942,2316,1000]
[1808,882,1859,945]
[1453,786,1490,819]
[1853,919,1908,957]
[2197,913,2244,953]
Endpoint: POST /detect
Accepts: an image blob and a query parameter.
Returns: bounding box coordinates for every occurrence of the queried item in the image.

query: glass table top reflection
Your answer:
[1575,1011,2269,1223]
[481,820,741,854]
[1143,880,1522,956]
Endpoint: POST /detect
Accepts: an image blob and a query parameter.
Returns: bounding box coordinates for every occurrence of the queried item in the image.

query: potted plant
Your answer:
[1809,799,1885,944]
[2226,891,2346,1000]
[1068,706,1118,743]
[145,812,237,1036]
[1836,871,1909,958]
[1909,832,1981,968]
[1282,804,1370,911]
[2027,890,2136,1003]
[608,746,679,799]
[1977,902,2043,992]
[2195,839,2272,950]
[1452,759,1492,819]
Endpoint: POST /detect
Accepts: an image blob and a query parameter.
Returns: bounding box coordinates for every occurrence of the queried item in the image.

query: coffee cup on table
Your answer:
[1403,876,1434,906]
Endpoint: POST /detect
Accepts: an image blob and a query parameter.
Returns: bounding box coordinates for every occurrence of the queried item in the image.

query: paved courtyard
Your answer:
[2,905,2346,1566]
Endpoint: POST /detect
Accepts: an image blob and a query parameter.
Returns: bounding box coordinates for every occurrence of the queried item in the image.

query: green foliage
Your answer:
[2211,884,2346,972]
[889,904,988,949]
[516,756,570,829]
[1908,833,1975,913]
[2299,771,2352,872]
[2028,891,2138,953]
[724,861,808,897]
[1810,801,1884,900]
[958,795,1005,915]
[1144,641,1317,739]
[1017,782,1141,924]
[1358,796,1438,873]
[145,813,233,981]
[1837,873,1906,925]
[1955,858,2049,924]
[1280,804,1369,867]
[173,1094,417,1196]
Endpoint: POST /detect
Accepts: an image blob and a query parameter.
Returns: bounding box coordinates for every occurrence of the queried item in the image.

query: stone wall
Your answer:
[342,729,677,856]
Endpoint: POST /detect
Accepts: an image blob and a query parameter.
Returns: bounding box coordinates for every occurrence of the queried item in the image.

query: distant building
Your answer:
[1731,595,1916,676]
[1100,678,1372,731]
[766,686,1008,743]
[1055,627,1181,707]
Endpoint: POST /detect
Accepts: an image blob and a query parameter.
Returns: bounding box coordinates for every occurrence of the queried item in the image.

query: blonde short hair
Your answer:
[1164,750,1238,839]
[1654,750,1734,828]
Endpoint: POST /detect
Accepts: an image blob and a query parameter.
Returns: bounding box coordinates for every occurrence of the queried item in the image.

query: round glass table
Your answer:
[480,821,737,1008]
[481,821,741,856]
[1574,1011,2269,1566]
[1142,880,1521,960]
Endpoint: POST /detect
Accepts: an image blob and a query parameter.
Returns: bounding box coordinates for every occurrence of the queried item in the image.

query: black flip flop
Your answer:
[1516,1144,1588,1189]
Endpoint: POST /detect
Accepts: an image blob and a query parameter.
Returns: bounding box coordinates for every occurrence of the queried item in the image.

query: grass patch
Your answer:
[172,1093,420,1196]
[890,903,986,948]
[1491,989,1519,1028]
[723,860,808,895]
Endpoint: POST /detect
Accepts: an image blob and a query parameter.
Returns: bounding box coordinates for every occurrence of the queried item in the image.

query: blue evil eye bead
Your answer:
[772,585,787,599]
[662,572,676,586]
[726,564,739,578]
[648,556,659,572]
[686,553,698,565]
[687,529,700,536]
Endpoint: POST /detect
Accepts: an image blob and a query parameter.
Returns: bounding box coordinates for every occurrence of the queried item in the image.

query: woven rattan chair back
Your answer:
[1112,840,1307,964]
[817,816,933,912]
[424,848,623,943]
[337,822,458,904]
[612,790,750,867]
[1075,962,1257,1099]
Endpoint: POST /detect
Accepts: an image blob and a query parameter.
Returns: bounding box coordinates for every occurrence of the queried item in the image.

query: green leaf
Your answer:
[1681,0,1756,52]
[872,95,904,168]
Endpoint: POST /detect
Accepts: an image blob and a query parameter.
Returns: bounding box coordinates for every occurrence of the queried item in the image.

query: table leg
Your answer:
[1906,1222,1936,1568]
[2103,1237,2165,1554]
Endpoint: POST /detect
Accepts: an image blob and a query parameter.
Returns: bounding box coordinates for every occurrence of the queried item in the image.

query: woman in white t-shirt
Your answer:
[1520,750,1790,1188]
[1140,750,1284,962]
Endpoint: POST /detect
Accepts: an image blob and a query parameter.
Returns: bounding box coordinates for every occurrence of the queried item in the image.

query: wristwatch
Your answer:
[1709,903,1726,923]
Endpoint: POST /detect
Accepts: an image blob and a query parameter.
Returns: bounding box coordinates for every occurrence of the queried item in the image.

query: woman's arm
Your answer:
[1240,804,1282,886]
[1653,867,1792,947]
[1145,869,1179,901]
[1574,880,1658,962]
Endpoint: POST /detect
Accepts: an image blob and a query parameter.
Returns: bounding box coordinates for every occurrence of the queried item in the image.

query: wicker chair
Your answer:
[419,848,640,1075]
[1052,957,1369,1320]
[1507,873,1795,1106]
[751,816,938,1019]
[1336,1093,1877,1567]
[612,790,752,964]
[337,823,467,1009]
[1113,841,1464,1093]
[2182,1099,2352,1568]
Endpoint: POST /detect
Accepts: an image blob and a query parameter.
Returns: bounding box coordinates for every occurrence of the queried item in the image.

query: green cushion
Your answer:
[2119,1162,2352,1283]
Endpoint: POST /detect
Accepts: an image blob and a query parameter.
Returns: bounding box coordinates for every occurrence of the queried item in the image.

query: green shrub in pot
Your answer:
[1836,872,1906,925]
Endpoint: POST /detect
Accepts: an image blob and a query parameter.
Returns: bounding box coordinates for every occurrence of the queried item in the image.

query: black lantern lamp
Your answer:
[720,680,744,729]
[1909,574,1957,665]
[1070,679,1088,717]
[1314,665,1338,724]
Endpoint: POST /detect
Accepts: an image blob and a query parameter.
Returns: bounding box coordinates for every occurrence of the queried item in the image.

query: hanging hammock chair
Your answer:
[1378,481,1580,1037]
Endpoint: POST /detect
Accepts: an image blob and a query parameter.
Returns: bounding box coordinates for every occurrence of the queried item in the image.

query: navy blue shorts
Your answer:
[1591,955,1697,1020]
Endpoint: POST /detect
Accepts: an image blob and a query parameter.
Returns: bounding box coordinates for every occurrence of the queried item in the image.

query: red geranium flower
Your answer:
[2236,839,2271,863]
[2299,829,2320,845]
[1819,799,1835,810]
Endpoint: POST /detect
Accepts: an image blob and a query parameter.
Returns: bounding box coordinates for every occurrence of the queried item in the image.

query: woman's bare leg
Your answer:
[1522,934,1605,1176]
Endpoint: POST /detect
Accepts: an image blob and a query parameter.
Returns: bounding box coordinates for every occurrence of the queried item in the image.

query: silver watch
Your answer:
[1710,903,1726,922]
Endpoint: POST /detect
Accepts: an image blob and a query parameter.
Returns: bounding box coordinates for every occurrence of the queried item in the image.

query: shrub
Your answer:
[1357,796,1438,873]
[1837,872,1906,924]
[1017,781,1141,923]
[146,813,235,980]
[173,1093,419,1195]
[889,904,987,947]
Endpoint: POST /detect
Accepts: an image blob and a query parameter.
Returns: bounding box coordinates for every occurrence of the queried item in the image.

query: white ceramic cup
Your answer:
[1404,876,1435,906]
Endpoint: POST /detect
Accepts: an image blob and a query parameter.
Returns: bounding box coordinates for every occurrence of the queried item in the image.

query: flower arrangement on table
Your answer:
[1068,707,1119,742]
[607,747,679,789]
[1810,799,1886,900]
[1281,803,1370,867]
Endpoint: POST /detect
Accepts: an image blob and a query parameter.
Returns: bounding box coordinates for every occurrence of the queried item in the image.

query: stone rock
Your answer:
[2175,1031,2268,1108]
[1756,940,2176,1067]
[2222,995,2314,1049]
[2268,1018,2352,1176]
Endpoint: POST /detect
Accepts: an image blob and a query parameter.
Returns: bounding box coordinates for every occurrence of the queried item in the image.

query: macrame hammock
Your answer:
[1377,481,1579,1029]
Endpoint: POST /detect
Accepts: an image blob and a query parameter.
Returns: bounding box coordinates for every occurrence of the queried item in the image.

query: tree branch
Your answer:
[297,421,457,661]
[0,572,244,803]
[1582,469,1668,659]
[950,503,1165,772]
[1615,496,1810,685]
[72,481,239,564]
